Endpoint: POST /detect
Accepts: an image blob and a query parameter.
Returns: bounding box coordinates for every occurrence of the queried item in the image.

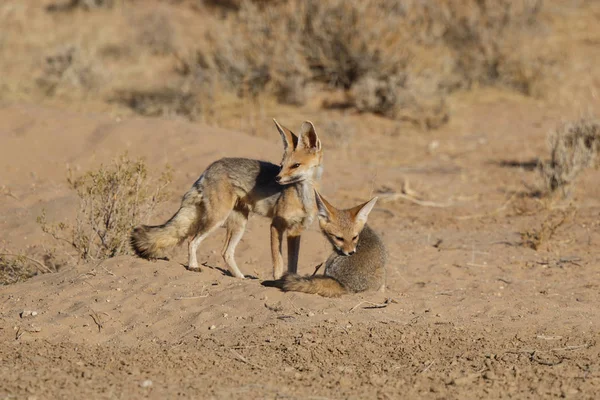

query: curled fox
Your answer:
[278,191,386,297]
[130,120,323,279]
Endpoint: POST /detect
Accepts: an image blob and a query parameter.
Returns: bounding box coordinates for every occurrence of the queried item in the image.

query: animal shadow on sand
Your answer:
[183,261,259,280]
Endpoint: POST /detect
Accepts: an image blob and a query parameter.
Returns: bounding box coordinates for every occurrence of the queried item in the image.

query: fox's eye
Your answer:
[291,163,301,169]
[352,235,358,241]
[335,236,344,241]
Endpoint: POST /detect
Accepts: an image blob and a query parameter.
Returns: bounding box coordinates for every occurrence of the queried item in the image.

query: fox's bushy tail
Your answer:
[281,274,347,297]
[130,188,202,259]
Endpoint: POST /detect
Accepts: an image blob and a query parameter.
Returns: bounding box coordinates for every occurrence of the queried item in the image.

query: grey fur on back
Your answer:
[324,225,386,292]
[197,158,283,216]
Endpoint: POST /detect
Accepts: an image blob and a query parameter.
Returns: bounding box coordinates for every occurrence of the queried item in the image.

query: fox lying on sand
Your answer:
[130,120,323,279]
[270,191,386,297]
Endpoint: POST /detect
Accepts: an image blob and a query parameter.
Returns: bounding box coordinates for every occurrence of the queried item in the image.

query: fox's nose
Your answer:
[275,176,282,183]
[348,250,356,255]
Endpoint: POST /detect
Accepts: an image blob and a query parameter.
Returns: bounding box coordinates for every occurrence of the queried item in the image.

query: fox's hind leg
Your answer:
[187,199,233,272]
[221,209,249,279]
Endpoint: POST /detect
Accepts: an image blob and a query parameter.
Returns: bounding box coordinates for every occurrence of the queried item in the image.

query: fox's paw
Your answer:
[187,265,202,273]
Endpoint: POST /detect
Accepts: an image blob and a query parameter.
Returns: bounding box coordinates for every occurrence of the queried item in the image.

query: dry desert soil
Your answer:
[1,98,600,399]
[1,2,600,399]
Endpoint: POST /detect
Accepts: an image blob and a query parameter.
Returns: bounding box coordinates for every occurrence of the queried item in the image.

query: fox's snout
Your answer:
[275,170,300,185]
[275,174,291,185]
[341,248,356,256]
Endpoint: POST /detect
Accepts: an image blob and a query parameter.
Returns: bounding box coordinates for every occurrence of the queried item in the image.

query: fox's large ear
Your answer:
[314,190,333,221]
[352,197,378,225]
[298,121,321,152]
[273,119,298,152]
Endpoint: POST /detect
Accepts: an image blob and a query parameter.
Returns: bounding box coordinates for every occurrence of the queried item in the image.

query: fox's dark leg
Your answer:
[287,227,302,274]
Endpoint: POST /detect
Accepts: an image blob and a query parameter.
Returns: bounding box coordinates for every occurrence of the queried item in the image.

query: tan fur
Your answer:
[281,274,347,297]
[280,191,386,297]
[130,120,323,279]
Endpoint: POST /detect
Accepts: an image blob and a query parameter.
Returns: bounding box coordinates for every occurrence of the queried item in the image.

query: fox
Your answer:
[130,120,323,279]
[276,190,386,297]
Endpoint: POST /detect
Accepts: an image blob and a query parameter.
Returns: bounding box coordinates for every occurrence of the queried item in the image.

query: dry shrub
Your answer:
[318,118,356,150]
[539,119,600,196]
[0,247,59,285]
[46,0,115,12]
[520,207,575,251]
[201,0,283,10]
[134,11,176,55]
[111,88,200,120]
[36,47,101,96]
[351,76,449,129]
[38,155,172,261]
[190,0,550,128]
[435,0,547,95]
[0,253,36,285]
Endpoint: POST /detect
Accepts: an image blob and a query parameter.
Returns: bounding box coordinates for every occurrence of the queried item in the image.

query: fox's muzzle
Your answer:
[275,174,301,185]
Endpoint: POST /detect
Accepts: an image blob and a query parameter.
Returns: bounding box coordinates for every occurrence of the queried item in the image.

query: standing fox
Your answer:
[278,191,386,297]
[130,120,323,279]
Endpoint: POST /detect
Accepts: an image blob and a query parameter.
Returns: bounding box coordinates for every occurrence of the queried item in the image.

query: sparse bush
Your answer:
[520,207,575,251]
[38,155,172,261]
[351,76,449,129]
[435,0,546,94]
[318,118,356,149]
[201,0,283,11]
[46,0,115,12]
[539,119,600,196]
[0,249,57,285]
[0,253,36,285]
[189,0,550,127]
[36,47,100,96]
[135,11,175,55]
[112,88,200,120]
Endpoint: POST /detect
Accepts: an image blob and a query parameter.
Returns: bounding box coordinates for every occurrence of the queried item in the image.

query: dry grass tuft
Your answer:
[0,246,59,285]
[38,155,172,261]
[539,119,600,196]
[0,253,37,285]
[520,207,575,251]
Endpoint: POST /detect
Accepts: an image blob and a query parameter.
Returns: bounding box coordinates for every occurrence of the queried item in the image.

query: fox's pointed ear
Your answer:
[273,119,298,152]
[314,190,332,221]
[298,121,321,152]
[352,197,378,225]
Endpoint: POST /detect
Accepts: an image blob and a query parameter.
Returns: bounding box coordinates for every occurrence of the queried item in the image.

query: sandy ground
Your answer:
[1,95,599,399]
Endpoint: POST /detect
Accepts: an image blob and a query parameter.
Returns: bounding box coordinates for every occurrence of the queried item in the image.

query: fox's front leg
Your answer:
[286,227,302,274]
[270,224,285,279]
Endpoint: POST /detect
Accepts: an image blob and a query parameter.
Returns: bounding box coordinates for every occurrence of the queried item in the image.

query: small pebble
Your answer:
[209,325,216,330]
[20,310,37,318]
[140,380,153,388]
